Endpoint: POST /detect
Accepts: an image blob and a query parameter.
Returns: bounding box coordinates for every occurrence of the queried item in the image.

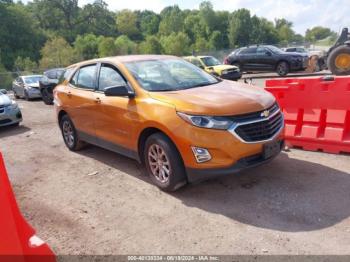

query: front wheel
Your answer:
[144,133,187,191]
[328,45,350,75]
[24,90,31,101]
[41,89,53,105]
[59,115,86,151]
[276,61,289,76]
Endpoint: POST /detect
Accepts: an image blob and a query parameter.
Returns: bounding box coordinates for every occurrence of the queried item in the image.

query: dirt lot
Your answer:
[1,94,350,255]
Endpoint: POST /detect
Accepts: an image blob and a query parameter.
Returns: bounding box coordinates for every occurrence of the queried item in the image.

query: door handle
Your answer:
[67,91,72,98]
[95,97,101,104]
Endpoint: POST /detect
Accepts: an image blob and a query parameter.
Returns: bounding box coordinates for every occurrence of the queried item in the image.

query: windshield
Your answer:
[24,76,42,84]
[267,46,284,54]
[200,56,221,67]
[125,59,219,92]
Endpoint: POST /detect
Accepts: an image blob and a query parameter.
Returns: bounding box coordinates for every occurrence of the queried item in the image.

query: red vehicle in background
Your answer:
[0,152,55,262]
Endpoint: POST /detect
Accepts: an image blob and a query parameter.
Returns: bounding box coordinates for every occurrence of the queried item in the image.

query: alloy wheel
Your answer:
[148,144,171,183]
[62,120,75,147]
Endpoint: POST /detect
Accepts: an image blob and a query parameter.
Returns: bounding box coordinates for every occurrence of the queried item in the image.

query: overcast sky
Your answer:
[20,0,349,35]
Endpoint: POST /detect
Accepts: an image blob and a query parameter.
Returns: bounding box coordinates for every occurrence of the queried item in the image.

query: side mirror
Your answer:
[104,85,135,98]
[0,89,7,94]
[266,51,272,56]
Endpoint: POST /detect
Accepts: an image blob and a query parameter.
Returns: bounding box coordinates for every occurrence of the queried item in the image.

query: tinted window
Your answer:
[70,65,96,90]
[257,47,268,54]
[98,64,126,91]
[239,48,257,55]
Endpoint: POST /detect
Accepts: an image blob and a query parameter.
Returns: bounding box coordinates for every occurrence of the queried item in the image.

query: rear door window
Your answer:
[70,65,97,90]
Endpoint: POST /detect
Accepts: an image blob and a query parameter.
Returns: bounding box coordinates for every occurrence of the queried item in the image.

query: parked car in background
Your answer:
[55,55,284,191]
[0,89,22,127]
[284,47,308,54]
[39,68,65,105]
[184,56,241,80]
[12,75,43,100]
[224,45,309,76]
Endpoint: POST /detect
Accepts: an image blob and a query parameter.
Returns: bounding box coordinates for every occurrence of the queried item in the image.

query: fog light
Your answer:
[191,147,211,163]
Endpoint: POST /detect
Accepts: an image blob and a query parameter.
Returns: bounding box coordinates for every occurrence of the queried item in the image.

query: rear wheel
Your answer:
[59,115,86,151]
[144,133,187,191]
[41,89,53,105]
[276,61,289,76]
[328,45,350,75]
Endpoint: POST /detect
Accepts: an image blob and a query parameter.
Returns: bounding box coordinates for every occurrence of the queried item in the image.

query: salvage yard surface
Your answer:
[1,98,350,255]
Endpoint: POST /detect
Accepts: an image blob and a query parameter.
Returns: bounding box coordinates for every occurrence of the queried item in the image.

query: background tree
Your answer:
[39,37,76,69]
[116,9,140,40]
[114,35,137,55]
[139,10,160,36]
[98,37,117,57]
[161,32,191,56]
[158,5,184,35]
[305,26,335,43]
[139,36,162,54]
[74,34,99,60]
[228,8,252,47]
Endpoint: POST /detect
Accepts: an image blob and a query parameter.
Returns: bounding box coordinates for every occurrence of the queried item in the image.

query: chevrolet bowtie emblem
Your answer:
[261,110,270,118]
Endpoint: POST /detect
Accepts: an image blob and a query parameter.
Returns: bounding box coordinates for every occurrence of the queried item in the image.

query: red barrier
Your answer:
[0,152,55,262]
[265,76,350,154]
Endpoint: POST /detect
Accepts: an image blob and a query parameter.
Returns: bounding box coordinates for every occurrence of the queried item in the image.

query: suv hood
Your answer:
[0,94,11,106]
[281,52,308,58]
[207,65,238,71]
[149,80,275,116]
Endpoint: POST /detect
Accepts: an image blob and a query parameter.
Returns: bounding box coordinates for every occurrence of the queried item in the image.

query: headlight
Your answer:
[222,70,228,75]
[177,112,233,130]
[8,100,18,110]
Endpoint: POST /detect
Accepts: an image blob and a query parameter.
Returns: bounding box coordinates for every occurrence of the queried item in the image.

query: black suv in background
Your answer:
[224,45,309,76]
[39,68,65,105]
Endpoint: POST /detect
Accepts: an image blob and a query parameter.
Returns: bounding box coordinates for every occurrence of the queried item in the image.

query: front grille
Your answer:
[234,111,283,142]
[229,103,284,143]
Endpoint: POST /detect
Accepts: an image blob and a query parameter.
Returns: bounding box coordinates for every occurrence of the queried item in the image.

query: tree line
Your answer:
[0,0,337,88]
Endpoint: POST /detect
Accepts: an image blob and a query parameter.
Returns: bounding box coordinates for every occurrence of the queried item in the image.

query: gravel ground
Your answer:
[1,95,350,255]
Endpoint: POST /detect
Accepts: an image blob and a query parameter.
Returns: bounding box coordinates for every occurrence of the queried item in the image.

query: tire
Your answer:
[144,133,187,191]
[24,90,30,101]
[59,114,86,151]
[13,91,20,99]
[327,45,350,75]
[276,61,289,76]
[41,89,53,105]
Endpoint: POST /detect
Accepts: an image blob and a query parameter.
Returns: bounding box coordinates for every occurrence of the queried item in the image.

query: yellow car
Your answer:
[184,56,241,81]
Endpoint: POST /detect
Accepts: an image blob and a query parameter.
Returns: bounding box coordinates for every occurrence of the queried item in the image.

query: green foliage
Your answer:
[0,61,14,90]
[139,36,162,54]
[0,2,44,70]
[161,32,191,56]
[14,57,38,71]
[305,26,335,43]
[98,37,117,57]
[159,5,184,35]
[0,0,336,75]
[39,37,76,69]
[114,35,137,55]
[139,10,160,36]
[116,9,139,39]
[74,34,99,60]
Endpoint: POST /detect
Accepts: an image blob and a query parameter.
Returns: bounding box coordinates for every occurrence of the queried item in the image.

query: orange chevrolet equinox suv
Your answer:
[54,55,284,191]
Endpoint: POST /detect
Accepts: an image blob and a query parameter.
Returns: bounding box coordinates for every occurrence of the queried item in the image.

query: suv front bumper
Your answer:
[186,140,284,183]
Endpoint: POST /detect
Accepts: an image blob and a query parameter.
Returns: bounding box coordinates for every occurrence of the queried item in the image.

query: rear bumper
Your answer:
[186,140,284,183]
[27,88,42,99]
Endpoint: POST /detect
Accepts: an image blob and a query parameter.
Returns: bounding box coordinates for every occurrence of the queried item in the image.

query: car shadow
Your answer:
[0,124,31,139]
[77,146,350,233]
